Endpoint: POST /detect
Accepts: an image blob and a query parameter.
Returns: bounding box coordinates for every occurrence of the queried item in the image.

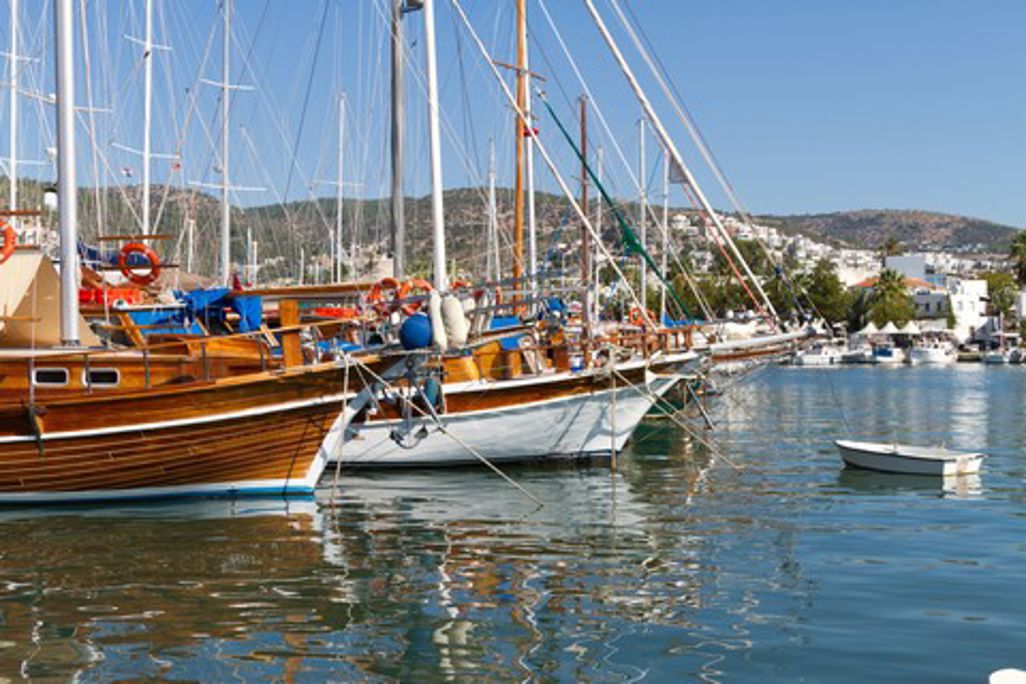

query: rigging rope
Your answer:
[537,93,694,321]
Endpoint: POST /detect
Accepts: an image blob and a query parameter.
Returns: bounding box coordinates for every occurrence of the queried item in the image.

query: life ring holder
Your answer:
[0,221,15,266]
[367,277,403,316]
[629,306,656,328]
[118,242,161,286]
[397,278,434,316]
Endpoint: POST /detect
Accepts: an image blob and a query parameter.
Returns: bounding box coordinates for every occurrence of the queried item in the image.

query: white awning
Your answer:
[878,321,900,334]
[857,321,879,335]
[899,321,922,335]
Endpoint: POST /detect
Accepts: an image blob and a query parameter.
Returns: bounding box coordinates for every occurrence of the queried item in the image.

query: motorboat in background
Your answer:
[908,340,957,365]
[871,344,906,365]
[792,341,842,366]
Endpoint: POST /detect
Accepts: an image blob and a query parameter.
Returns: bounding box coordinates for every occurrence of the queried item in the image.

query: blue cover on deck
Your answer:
[490,316,524,352]
[127,309,205,337]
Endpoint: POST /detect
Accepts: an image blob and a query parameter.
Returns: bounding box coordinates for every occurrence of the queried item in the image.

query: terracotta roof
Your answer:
[854,276,939,291]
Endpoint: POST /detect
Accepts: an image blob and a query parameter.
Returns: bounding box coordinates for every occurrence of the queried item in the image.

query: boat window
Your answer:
[33,368,69,387]
[83,368,120,388]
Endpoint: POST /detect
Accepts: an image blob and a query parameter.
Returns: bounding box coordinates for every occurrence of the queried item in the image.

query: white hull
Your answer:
[872,349,906,365]
[793,353,838,366]
[983,351,1010,365]
[836,440,984,476]
[908,347,956,365]
[337,370,680,467]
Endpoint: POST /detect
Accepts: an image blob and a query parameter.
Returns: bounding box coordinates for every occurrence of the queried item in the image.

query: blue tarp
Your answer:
[489,315,524,352]
[661,313,703,327]
[127,308,205,337]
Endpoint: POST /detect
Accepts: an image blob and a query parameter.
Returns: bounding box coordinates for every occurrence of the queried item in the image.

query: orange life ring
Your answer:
[629,306,656,327]
[367,277,402,316]
[449,278,472,293]
[0,222,15,266]
[117,242,161,286]
[397,278,434,316]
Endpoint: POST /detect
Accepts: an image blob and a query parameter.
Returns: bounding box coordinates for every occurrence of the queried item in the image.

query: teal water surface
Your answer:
[0,365,1023,681]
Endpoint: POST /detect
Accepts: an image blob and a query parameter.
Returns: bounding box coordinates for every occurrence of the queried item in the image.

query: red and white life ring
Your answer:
[0,222,15,266]
[117,242,161,286]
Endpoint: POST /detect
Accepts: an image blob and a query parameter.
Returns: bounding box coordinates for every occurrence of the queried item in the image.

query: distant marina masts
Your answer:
[583,0,779,324]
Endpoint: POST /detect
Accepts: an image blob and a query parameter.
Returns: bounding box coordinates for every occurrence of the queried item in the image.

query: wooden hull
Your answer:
[0,361,381,504]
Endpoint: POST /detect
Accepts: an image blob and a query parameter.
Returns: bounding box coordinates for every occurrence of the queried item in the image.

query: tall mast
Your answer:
[660,153,669,322]
[8,0,17,219]
[638,117,647,305]
[522,6,537,299]
[579,96,591,344]
[55,0,79,345]
[390,0,406,279]
[512,0,526,308]
[422,0,447,289]
[219,0,231,285]
[584,0,778,322]
[141,0,153,234]
[336,94,345,282]
[487,138,499,281]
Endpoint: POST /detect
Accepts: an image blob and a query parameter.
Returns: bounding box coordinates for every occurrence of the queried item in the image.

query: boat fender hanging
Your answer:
[441,293,469,348]
[398,313,433,350]
[117,242,161,286]
[428,290,448,349]
[0,222,15,266]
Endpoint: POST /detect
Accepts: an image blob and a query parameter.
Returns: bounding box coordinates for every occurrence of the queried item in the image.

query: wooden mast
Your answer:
[513,0,527,312]
[579,96,591,360]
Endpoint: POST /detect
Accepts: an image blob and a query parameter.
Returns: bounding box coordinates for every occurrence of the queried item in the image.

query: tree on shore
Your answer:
[1009,232,1026,286]
[982,271,1017,318]
[867,268,915,326]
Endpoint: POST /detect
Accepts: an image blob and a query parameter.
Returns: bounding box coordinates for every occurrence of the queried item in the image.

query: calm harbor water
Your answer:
[0,365,1024,681]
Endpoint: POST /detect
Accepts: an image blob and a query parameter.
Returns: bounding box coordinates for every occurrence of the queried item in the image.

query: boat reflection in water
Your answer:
[836,468,983,500]
[0,429,790,682]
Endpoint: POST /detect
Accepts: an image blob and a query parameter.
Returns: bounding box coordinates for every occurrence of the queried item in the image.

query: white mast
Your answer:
[660,153,669,321]
[422,0,447,289]
[220,0,231,285]
[55,0,79,345]
[638,117,647,304]
[8,0,17,219]
[584,0,778,321]
[336,95,345,282]
[141,0,153,234]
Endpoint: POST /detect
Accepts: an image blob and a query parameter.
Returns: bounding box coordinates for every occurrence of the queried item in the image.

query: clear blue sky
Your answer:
[5,0,1025,228]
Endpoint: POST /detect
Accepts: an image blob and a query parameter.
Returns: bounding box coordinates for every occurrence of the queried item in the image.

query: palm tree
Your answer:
[880,236,903,266]
[868,268,915,326]
[1009,232,1026,286]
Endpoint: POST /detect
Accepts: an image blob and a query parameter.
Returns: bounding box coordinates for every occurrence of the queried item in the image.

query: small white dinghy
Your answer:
[835,440,985,476]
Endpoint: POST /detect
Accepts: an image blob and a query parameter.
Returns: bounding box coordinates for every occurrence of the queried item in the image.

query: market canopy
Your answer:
[857,321,879,335]
[878,321,900,334]
[899,321,922,335]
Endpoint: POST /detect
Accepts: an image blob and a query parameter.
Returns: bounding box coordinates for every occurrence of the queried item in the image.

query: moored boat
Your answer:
[908,341,957,365]
[835,439,985,476]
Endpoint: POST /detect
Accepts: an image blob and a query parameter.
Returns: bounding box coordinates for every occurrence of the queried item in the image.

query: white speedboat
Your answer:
[840,345,873,364]
[871,345,906,365]
[835,440,985,476]
[983,349,1011,365]
[908,341,956,365]
[793,343,841,366]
